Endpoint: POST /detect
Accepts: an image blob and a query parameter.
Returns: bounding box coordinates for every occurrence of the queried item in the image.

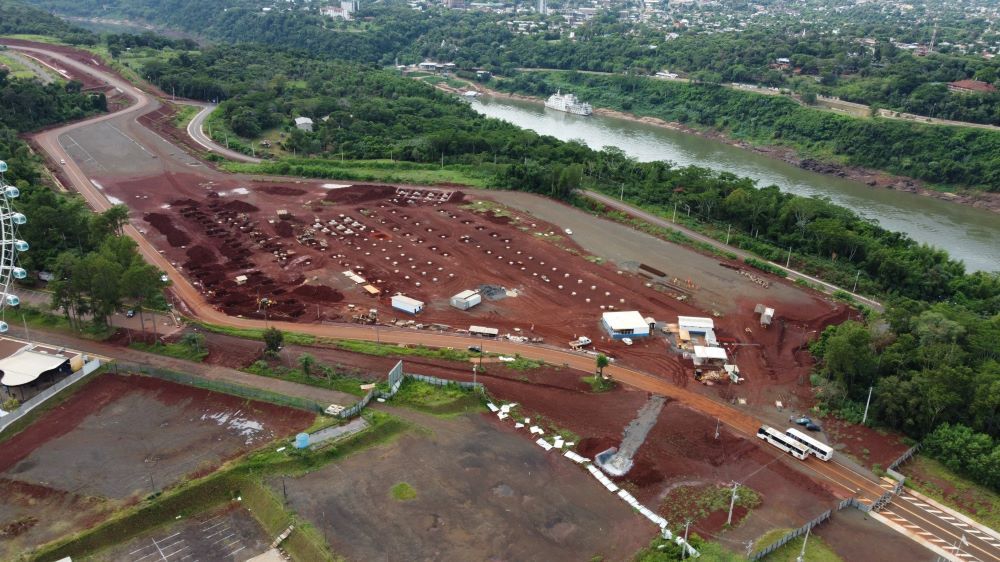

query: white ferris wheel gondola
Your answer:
[0,159,29,333]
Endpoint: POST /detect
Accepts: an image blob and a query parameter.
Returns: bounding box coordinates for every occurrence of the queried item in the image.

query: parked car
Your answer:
[467,345,481,353]
[792,416,812,426]
[126,309,135,318]
[805,422,822,432]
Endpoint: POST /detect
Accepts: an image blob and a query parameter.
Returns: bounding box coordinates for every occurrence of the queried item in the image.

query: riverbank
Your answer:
[446,79,1000,214]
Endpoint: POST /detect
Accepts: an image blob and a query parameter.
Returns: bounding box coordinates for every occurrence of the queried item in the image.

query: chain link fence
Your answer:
[115,362,325,413]
[750,508,833,560]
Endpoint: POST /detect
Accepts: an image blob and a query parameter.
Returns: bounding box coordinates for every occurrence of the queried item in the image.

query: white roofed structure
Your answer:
[602,311,651,339]
[0,349,70,386]
[678,316,714,330]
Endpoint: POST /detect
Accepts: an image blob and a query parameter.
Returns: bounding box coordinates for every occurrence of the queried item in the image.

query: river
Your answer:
[470,95,1000,273]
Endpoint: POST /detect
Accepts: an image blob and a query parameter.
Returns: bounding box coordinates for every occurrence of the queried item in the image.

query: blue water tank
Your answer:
[295,433,310,449]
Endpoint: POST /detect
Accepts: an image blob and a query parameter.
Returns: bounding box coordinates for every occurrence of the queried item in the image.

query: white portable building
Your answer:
[692,345,728,366]
[391,294,424,315]
[450,289,482,310]
[601,311,650,339]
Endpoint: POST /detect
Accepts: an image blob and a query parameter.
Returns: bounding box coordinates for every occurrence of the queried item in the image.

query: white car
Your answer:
[60,159,66,165]
[622,338,633,346]
[564,228,573,235]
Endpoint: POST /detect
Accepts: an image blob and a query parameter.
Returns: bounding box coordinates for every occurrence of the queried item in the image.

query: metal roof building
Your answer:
[602,311,651,339]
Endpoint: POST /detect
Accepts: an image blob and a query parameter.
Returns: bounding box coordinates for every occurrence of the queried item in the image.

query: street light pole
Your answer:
[796,525,810,562]
[862,386,873,425]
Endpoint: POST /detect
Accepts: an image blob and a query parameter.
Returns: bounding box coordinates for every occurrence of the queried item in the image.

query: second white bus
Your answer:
[785,427,834,461]
[757,425,808,460]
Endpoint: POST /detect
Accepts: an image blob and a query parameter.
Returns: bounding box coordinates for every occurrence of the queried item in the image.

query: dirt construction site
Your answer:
[0,373,312,558]
[98,172,849,411]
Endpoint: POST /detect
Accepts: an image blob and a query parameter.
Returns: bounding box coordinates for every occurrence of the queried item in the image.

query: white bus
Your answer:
[785,428,834,462]
[756,425,808,460]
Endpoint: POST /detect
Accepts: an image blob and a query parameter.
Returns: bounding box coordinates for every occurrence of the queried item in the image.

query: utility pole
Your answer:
[786,246,792,268]
[620,183,624,200]
[715,418,720,440]
[727,482,739,526]
[682,520,691,559]
[725,224,732,245]
[21,314,30,344]
[796,526,810,562]
[672,201,677,222]
[852,270,861,293]
[862,386,873,425]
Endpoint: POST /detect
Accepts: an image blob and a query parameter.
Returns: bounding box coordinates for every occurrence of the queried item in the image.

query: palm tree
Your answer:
[596,353,610,379]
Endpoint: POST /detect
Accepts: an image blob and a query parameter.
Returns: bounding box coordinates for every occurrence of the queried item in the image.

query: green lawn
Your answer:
[171,103,199,129]
[905,455,1000,530]
[221,158,490,187]
[0,52,38,80]
[129,341,208,362]
[390,482,417,501]
[390,379,482,416]
[756,531,842,561]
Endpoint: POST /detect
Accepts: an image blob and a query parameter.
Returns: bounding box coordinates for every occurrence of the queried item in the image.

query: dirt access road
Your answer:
[11,41,997,562]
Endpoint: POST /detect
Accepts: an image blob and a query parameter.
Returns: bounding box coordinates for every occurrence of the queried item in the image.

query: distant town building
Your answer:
[948,79,997,94]
[294,117,314,132]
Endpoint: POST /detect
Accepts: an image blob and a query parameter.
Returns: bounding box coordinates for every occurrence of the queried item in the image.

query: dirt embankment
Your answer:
[467,83,1000,214]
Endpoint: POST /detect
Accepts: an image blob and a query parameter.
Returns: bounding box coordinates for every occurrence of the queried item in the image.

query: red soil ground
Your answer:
[0,373,312,475]
[108,178,843,412]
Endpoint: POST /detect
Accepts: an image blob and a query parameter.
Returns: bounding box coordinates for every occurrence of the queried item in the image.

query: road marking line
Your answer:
[926,508,944,514]
[226,546,246,557]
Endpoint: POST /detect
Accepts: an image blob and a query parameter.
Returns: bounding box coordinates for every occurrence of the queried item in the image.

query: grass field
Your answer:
[221,158,490,187]
[754,528,842,561]
[905,455,1000,530]
[0,52,37,80]
[390,482,417,501]
[130,340,208,362]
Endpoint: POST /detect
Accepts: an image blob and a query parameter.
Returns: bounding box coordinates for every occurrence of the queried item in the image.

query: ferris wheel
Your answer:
[0,160,29,333]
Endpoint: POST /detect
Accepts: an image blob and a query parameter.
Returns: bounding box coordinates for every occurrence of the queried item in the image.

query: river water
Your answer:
[470,95,1000,273]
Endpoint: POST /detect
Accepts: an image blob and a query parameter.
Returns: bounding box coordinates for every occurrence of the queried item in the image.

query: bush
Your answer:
[743,257,788,277]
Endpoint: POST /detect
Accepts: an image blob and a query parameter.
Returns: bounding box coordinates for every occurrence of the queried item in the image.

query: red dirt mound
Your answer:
[274,221,294,237]
[185,245,218,268]
[260,186,306,196]
[324,184,396,204]
[291,284,344,302]
[223,200,260,213]
[144,213,191,247]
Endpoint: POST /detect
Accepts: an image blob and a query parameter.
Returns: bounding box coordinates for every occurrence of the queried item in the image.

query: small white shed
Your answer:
[391,294,424,315]
[602,311,650,339]
[450,289,481,310]
[294,117,314,132]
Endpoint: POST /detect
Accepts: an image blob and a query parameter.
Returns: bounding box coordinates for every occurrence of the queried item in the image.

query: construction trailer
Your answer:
[450,289,482,310]
[469,325,499,338]
[754,304,775,327]
[677,316,718,346]
[692,345,728,366]
[391,294,425,315]
[602,311,650,339]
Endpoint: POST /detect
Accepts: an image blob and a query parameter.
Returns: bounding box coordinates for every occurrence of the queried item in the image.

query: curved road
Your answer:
[9,42,997,562]
[183,101,263,163]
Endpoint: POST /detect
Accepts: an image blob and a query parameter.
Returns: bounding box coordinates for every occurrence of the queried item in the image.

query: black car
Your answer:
[126,309,135,318]
[805,422,822,432]
[468,345,482,353]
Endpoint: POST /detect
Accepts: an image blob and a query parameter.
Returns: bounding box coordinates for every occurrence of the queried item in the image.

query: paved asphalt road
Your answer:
[182,101,263,163]
[6,41,997,562]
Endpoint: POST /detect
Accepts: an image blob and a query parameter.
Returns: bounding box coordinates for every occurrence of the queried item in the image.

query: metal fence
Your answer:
[0,359,102,435]
[115,362,325,413]
[750,508,833,560]
[888,444,921,473]
[407,372,483,391]
[335,361,485,419]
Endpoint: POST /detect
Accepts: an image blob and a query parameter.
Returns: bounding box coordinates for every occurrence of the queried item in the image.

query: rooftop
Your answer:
[602,310,648,331]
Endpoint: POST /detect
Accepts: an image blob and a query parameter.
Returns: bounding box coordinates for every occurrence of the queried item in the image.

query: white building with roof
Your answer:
[677,315,717,345]
[294,117,314,132]
[692,345,727,366]
[391,294,424,315]
[450,289,481,310]
[601,311,651,339]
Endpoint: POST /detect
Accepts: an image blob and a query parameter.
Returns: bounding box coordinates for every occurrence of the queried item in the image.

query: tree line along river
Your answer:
[470,95,1000,273]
